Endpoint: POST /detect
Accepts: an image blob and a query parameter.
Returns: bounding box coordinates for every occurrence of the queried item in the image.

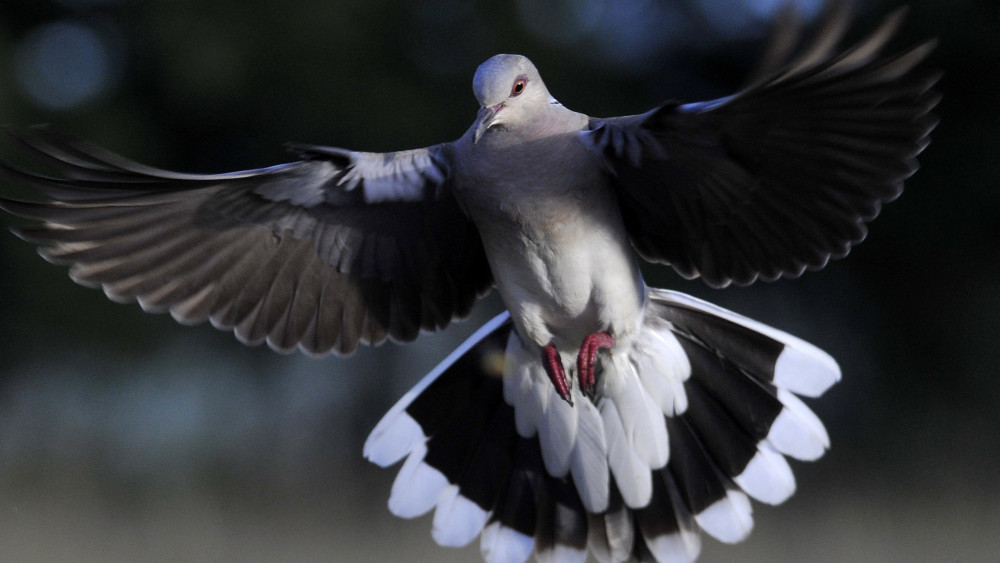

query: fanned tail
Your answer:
[364,288,839,562]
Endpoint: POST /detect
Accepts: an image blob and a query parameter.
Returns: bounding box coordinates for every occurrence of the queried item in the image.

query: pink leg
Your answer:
[577,332,615,398]
[541,343,573,406]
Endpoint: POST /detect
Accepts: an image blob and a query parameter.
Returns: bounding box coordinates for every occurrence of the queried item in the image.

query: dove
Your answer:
[0,4,938,562]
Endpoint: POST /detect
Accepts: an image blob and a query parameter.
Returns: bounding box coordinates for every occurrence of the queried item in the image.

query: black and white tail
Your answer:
[364,288,839,562]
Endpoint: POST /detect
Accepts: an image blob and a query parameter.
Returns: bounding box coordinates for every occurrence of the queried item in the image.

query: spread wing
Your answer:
[581,5,940,287]
[0,127,493,356]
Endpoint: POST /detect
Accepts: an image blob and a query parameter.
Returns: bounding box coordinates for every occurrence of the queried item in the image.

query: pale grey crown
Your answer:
[472,54,543,107]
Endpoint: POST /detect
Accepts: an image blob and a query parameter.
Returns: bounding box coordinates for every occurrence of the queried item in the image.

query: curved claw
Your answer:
[542,343,573,406]
[577,332,615,398]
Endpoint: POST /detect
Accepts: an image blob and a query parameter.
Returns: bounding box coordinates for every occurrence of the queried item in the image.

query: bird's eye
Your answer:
[511,80,526,97]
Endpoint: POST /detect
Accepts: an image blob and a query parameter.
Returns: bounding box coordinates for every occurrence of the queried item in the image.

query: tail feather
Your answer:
[387,443,449,518]
[635,470,701,563]
[506,337,610,513]
[732,443,796,506]
[631,327,690,416]
[654,291,841,397]
[431,388,522,546]
[364,311,513,467]
[482,521,534,563]
[675,335,784,442]
[663,416,739,524]
[567,398,609,513]
[482,439,543,563]
[609,354,670,469]
[692,489,754,545]
[600,399,653,508]
[538,391,578,479]
[669,405,757,545]
[533,477,588,563]
[587,488,634,563]
[767,389,831,460]
[679,373,765,485]
[503,340,550,448]
[433,485,491,547]
[365,290,838,561]
[452,392,523,511]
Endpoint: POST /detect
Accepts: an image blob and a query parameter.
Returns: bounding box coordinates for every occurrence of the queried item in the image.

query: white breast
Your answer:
[457,134,645,352]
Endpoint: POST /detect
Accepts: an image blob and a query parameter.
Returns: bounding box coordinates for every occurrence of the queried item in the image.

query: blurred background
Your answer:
[0,0,996,561]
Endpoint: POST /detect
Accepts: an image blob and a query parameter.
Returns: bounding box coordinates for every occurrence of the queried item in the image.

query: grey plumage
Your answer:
[0,4,938,563]
[1,129,492,355]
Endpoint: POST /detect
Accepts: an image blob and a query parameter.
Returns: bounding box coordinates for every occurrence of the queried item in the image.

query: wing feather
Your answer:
[0,128,493,355]
[581,7,939,287]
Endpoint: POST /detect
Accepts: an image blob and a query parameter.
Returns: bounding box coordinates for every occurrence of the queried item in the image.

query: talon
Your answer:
[577,331,615,398]
[542,343,573,406]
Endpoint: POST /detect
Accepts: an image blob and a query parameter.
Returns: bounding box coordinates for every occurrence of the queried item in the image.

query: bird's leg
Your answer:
[577,332,615,399]
[541,343,573,406]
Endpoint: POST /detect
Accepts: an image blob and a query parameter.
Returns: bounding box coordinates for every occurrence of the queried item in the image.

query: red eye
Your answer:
[511,80,526,96]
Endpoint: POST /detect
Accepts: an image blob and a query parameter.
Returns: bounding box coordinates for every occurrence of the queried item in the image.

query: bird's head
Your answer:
[472,54,551,143]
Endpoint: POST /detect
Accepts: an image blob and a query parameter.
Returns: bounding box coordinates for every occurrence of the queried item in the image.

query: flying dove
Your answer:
[0,4,938,562]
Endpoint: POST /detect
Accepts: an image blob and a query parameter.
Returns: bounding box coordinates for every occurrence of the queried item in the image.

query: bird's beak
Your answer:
[473,104,503,144]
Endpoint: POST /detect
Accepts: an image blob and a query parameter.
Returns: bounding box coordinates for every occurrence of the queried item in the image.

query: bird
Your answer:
[0,3,938,562]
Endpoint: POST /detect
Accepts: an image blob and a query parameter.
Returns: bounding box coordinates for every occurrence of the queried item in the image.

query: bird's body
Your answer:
[0,5,939,563]
[454,108,644,353]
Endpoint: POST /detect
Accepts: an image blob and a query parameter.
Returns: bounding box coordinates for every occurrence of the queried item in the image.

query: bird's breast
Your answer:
[453,137,645,349]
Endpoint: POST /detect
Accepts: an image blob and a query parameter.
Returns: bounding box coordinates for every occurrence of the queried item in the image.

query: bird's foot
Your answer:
[541,343,573,406]
[578,332,615,399]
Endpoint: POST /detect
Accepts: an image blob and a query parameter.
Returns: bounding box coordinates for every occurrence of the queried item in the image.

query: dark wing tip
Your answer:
[603,4,940,288]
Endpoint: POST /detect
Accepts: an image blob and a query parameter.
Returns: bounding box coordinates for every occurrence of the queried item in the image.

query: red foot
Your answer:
[541,343,573,406]
[577,332,615,398]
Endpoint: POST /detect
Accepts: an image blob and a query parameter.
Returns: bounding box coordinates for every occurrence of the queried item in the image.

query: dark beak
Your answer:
[473,104,503,144]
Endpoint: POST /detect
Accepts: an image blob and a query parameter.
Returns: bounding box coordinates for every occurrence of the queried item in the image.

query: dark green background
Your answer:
[0,0,996,560]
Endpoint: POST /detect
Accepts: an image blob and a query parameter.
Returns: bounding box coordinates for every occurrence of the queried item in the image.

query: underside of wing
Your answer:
[0,127,493,355]
[582,4,940,287]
